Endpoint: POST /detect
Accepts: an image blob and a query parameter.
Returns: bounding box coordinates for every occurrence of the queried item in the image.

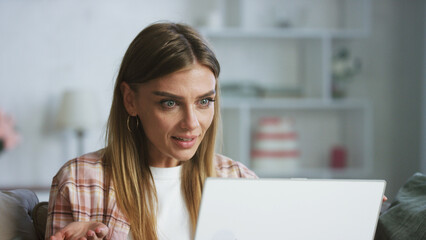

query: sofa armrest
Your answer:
[0,189,39,240]
[32,201,48,240]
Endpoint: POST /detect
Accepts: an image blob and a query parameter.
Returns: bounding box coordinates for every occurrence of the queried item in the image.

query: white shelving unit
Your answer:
[199,0,372,178]
[219,98,373,178]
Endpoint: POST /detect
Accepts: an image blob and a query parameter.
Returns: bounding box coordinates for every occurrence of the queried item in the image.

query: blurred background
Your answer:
[0,0,424,202]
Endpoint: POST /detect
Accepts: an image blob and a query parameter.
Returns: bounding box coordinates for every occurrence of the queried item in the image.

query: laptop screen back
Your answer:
[195,178,386,240]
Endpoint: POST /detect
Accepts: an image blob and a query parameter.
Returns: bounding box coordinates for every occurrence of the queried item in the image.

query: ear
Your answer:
[121,82,138,116]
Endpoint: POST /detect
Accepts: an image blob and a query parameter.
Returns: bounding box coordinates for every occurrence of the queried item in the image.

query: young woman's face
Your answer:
[123,63,216,167]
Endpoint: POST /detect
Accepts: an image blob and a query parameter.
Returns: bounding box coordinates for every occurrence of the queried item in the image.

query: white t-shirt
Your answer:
[128,165,191,240]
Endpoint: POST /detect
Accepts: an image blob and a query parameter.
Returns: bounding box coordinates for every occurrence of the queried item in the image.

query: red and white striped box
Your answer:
[251,117,300,174]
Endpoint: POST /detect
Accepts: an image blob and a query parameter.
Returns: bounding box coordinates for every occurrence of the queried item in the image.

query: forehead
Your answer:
[140,64,216,95]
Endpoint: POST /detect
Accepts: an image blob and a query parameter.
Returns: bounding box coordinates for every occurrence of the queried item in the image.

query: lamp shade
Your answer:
[57,90,99,131]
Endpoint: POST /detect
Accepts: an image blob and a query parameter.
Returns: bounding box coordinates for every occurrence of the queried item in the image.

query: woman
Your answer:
[46,22,257,240]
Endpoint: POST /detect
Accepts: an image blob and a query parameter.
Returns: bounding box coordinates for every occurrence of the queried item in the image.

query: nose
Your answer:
[180,105,200,130]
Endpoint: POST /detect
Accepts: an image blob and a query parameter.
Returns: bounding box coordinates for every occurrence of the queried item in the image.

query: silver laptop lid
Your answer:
[195,178,386,240]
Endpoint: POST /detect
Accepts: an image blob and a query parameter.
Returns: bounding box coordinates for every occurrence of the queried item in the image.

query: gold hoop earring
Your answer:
[127,115,140,133]
[127,115,132,132]
[135,115,140,129]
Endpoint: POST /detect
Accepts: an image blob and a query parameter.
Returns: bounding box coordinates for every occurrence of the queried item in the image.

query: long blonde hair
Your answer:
[103,22,221,240]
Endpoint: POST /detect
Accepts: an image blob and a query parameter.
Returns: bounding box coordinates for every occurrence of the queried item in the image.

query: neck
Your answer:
[149,159,182,168]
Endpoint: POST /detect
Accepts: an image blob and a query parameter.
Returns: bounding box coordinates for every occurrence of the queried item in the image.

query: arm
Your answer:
[45,172,74,239]
[46,184,109,240]
[45,158,110,240]
[214,154,258,179]
[46,156,130,240]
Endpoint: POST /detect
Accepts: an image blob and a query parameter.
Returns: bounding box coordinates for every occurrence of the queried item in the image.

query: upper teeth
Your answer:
[175,137,191,141]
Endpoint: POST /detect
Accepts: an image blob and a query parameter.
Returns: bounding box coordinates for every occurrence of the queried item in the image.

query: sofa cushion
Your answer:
[0,189,39,240]
[32,201,48,240]
[375,172,426,240]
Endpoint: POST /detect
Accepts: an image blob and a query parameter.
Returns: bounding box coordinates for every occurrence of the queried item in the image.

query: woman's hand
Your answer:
[50,221,109,240]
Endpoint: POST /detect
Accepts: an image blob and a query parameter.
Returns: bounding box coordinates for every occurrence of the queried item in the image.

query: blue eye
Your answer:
[161,100,176,108]
[200,99,209,105]
[199,98,215,107]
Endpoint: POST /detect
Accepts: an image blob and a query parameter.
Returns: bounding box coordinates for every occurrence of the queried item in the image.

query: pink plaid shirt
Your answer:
[45,150,257,239]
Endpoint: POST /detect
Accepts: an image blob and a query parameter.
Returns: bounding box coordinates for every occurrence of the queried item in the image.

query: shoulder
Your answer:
[213,154,258,179]
[47,150,128,237]
[52,150,107,190]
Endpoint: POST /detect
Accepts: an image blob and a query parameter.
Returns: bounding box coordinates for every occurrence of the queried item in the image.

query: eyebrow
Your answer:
[152,90,216,99]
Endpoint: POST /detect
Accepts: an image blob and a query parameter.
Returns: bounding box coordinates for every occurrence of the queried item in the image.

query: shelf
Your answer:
[200,28,369,39]
[219,97,374,179]
[207,0,373,179]
[221,97,370,110]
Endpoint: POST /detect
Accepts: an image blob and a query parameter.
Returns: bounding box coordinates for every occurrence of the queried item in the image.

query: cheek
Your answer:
[140,111,172,136]
[138,104,170,144]
[200,109,215,130]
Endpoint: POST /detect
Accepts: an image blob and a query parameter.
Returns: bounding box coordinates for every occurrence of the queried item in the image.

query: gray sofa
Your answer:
[0,189,47,240]
[374,173,426,240]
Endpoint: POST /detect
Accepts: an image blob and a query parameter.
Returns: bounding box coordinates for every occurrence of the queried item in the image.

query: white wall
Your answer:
[347,0,425,199]
[391,0,424,195]
[0,0,192,187]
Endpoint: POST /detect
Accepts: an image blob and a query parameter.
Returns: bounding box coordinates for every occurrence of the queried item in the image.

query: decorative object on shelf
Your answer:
[273,3,308,29]
[259,86,302,98]
[56,90,99,156]
[331,48,362,99]
[220,82,302,99]
[220,82,262,98]
[197,0,225,30]
[0,109,20,154]
[330,145,347,169]
[251,117,300,175]
[206,8,224,30]
[273,8,293,28]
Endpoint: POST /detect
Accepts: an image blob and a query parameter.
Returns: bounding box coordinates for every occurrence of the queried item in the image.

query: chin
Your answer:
[173,150,198,162]
[176,153,197,162]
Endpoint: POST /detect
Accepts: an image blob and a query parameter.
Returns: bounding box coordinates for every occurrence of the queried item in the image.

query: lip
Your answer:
[171,135,198,149]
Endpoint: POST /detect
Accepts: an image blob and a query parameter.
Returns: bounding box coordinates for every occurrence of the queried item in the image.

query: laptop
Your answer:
[194,178,386,240]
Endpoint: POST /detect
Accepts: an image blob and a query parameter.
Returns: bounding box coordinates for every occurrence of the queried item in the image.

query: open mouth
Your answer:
[172,136,194,141]
[172,135,197,149]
